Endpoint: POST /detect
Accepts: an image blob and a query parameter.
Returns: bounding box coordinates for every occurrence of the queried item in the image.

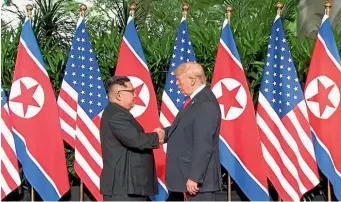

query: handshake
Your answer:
[153,127,165,144]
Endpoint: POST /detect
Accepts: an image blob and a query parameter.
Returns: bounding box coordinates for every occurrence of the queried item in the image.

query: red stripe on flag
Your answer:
[59,107,76,129]
[61,130,75,148]
[257,106,301,199]
[1,135,19,172]
[280,117,314,189]
[259,128,300,197]
[161,102,175,125]
[74,140,102,176]
[74,161,103,201]
[265,162,293,201]
[2,108,12,128]
[92,115,101,128]
[1,189,6,200]
[58,105,77,147]
[77,116,102,154]
[59,89,78,110]
[1,161,18,195]
[293,108,311,139]
[282,112,317,189]
[292,108,319,180]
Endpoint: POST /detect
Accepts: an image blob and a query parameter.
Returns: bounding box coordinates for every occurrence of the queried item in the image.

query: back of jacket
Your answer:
[99,103,158,196]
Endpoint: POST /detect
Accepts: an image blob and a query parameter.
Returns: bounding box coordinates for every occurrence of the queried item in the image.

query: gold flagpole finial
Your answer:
[80,4,87,17]
[226,5,232,22]
[276,2,283,16]
[182,3,189,19]
[130,3,137,18]
[325,0,332,16]
[26,4,33,20]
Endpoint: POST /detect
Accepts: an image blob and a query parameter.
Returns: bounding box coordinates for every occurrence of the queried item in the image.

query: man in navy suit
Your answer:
[156,62,222,201]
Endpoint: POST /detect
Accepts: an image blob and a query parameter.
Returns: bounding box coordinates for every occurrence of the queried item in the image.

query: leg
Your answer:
[167,191,185,201]
[103,194,147,201]
[186,192,216,201]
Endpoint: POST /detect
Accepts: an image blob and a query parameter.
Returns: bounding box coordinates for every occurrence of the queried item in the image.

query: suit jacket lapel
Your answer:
[168,99,195,136]
[168,87,209,137]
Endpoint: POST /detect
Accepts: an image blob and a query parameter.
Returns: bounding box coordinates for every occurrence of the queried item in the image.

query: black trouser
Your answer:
[167,191,215,201]
[103,194,146,201]
[186,192,215,201]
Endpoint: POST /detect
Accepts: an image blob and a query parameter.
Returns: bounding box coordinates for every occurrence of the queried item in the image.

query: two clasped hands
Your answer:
[153,127,165,144]
[152,127,200,196]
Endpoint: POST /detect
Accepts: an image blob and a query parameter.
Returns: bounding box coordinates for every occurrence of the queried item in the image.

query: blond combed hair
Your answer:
[174,62,207,84]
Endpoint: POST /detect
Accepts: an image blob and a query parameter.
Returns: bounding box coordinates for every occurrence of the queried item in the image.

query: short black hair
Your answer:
[107,76,130,90]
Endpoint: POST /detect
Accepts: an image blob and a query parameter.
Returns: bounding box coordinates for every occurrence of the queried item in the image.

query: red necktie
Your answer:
[182,97,191,109]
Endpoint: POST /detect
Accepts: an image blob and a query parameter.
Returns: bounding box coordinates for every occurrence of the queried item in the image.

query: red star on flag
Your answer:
[218,83,243,118]
[134,84,146,107]
[307,79,335,116]
[10,81,40,116]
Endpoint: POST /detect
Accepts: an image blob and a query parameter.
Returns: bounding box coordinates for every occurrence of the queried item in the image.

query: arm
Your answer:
[188,102,219,184]
[109,112,159,150]
[163,126,171,143]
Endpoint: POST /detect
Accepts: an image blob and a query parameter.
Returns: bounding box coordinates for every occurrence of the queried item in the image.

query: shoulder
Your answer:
[102,103,122,120]
[196,88,219,106]
[195,101,218,111]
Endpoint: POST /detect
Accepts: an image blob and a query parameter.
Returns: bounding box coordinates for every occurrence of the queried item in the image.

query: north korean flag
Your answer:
[114,16,167,200]
[304,15,341,200]
[210,18,269,201]
[8,18,70,201]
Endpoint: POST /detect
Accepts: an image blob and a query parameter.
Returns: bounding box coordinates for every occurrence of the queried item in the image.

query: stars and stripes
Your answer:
[256,15,319,201]
[159,17,196,128]
[304,14,341,200]
[211,18,269,201]
[57,17,107,201]
[1,86,21,199]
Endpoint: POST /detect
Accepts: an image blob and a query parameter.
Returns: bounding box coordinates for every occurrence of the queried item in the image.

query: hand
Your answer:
[186,179,199,195]
[153,127,165,144]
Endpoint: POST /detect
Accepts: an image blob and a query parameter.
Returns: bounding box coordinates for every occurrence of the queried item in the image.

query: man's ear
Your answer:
[190,77,196,86]
[115,92,122,101]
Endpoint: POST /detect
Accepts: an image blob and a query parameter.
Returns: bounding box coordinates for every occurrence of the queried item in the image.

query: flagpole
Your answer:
[130,2,136,18]
[26,4,35,202]
[275,2,284,201]
[183,2,189,19]
[227,175,231,202]
[322,2,333,200]
[78,3,87,202]
[31,188,35,202]
[225,4,233,202]
[181,3,189,201]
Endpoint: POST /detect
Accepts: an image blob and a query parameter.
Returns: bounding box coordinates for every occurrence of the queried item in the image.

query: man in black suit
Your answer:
[156,62,222,201]
[99,76,165,201]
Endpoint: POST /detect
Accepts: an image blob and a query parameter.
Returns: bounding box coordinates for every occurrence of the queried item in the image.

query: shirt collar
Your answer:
[190,84,206,99]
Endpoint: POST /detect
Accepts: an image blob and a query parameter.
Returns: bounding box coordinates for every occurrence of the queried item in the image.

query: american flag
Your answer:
[1,86,21,199]
[57,17,107,201]
[159,17,196,128]
[255,15,320,201]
